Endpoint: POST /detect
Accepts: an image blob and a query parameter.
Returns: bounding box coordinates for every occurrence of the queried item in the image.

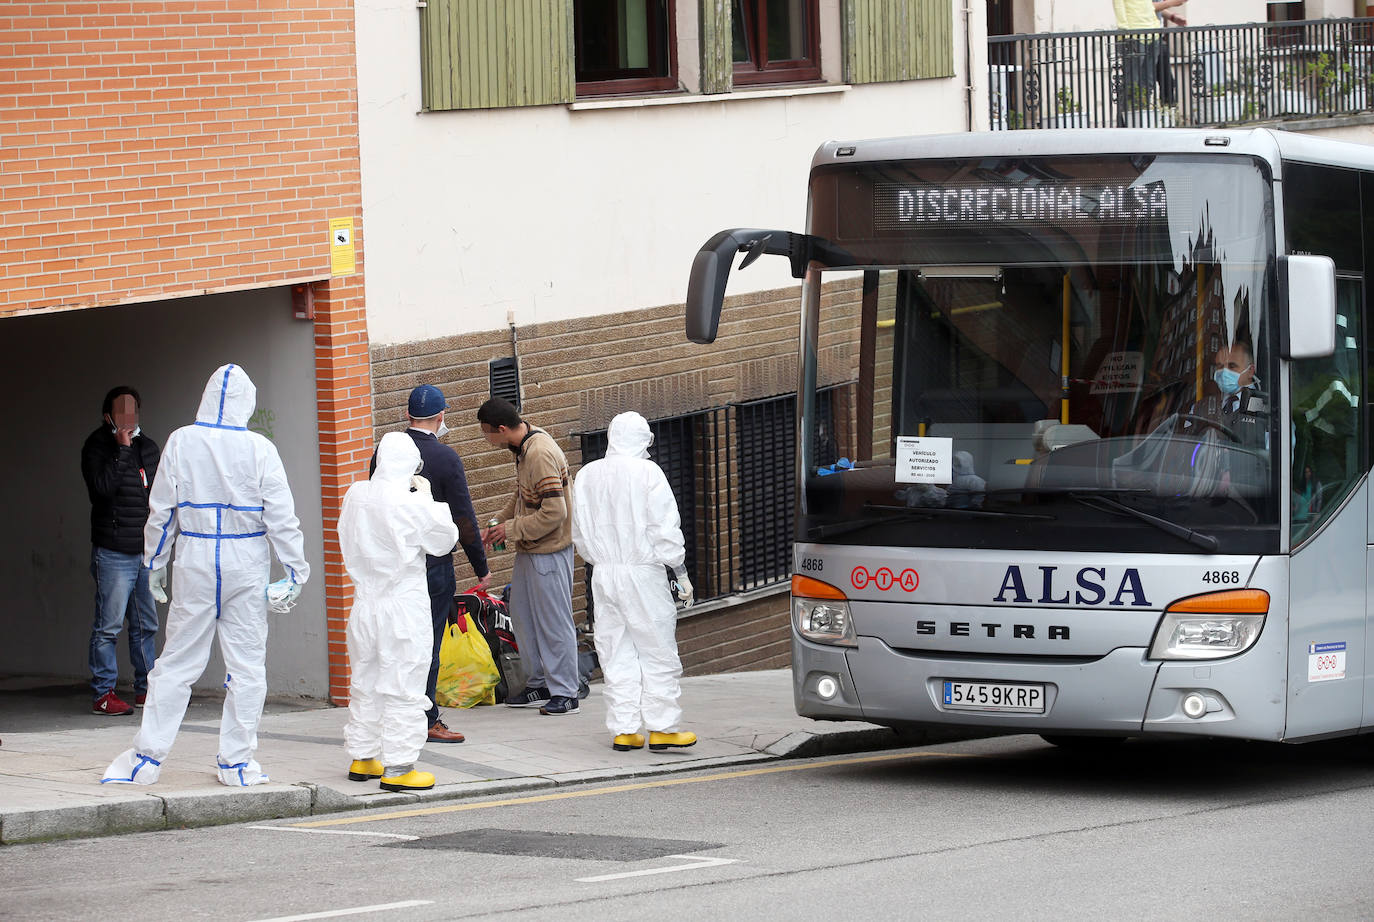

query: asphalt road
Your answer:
[6,733,1374,921]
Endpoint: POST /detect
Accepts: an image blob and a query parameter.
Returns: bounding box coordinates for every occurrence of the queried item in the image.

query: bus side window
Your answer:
[1290,278,1364,544]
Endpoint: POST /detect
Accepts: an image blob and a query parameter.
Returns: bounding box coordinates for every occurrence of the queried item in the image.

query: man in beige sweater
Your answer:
[477,397,580,715]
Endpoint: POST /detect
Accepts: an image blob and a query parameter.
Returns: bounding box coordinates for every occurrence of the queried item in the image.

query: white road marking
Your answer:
[243,900,433,921]
[576,854,740,883]
[247,825,419,841]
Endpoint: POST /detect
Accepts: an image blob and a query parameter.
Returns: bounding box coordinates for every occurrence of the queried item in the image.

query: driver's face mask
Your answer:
[1213,365,1247,396]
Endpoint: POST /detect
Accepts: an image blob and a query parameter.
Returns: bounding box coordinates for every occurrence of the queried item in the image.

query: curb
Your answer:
[1,729,920,845]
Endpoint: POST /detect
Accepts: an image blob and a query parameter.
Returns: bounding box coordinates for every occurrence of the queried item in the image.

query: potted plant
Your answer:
[1272,60,1319,116]
[1048,87,1088,128]
[1122,85,1177,127]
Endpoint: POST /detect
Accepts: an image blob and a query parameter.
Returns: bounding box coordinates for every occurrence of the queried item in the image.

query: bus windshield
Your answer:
[801,154,1279,555]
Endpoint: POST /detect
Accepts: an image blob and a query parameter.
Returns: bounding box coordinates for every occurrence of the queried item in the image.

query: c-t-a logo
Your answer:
[851,566,919,592]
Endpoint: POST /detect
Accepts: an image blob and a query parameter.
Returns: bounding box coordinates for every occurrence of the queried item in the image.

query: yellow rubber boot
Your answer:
[379,769,436,792]
[347,758,384,781]
[648,731,697,751]
[612,733,646,751]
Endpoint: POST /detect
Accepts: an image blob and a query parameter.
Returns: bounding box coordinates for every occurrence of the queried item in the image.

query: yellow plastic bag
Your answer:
[435,613,500,708]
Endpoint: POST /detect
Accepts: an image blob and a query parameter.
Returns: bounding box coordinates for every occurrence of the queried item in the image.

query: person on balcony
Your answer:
[1114,0,1186,122]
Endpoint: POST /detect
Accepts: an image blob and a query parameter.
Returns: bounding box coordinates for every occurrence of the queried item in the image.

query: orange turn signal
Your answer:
[791,574,847,600]
[1167,588,1270,614]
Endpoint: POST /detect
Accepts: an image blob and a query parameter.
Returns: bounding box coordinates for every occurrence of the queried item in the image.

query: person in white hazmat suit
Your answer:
[340,432,459,792]
[101,364,309,787]
[571,411,697,752]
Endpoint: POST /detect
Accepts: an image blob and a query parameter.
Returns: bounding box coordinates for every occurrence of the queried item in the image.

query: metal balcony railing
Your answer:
[990,18,1374,130]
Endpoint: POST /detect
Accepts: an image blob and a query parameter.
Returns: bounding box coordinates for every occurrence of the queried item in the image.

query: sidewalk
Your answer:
[0,670,899,845]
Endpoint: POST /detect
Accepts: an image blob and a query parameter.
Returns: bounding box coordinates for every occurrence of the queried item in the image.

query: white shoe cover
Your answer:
[216,757,269,786]
[101,748,162,785]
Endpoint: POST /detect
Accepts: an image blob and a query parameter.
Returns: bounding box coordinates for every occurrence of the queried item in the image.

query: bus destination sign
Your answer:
[874,179,1174,232]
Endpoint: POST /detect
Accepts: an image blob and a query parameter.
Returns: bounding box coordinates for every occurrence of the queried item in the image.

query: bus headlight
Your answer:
[792,574,856,647]
[1149,589,1269,660]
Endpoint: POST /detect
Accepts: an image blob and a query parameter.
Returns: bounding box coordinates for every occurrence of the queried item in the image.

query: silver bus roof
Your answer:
[811,128,1374,174]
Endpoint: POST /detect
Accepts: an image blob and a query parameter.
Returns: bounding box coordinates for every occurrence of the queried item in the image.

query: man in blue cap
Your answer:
[374,384,490,743]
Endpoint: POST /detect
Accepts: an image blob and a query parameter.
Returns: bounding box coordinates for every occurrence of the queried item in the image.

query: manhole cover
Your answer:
[391,828,720,861]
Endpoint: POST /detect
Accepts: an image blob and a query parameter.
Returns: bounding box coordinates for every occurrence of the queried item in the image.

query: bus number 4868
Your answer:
[1202,570,1240,585]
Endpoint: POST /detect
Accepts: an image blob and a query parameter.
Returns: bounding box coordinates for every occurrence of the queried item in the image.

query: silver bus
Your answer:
[685,128,1374,745]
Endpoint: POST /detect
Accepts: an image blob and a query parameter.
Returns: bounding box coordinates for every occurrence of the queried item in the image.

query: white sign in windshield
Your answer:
[896,436,952,483]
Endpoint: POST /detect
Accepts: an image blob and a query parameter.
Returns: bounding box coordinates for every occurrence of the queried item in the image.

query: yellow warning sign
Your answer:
[329,218,356,277]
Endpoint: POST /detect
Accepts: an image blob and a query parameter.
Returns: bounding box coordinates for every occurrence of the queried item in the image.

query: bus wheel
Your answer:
[1040,734,1127,750]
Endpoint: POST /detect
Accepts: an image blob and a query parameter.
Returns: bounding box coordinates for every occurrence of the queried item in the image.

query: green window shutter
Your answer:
[700,0,733,95]
[420,0,574,111]
[843,0,953,85]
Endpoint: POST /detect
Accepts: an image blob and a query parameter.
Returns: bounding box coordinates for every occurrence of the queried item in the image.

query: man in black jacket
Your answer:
[371,384,489,743]
[81,386,161,716]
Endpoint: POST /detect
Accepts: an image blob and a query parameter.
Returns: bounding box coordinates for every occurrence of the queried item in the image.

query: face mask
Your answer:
[109,423,142,438]
[1213,367,1242,396]
[436,421,450,439]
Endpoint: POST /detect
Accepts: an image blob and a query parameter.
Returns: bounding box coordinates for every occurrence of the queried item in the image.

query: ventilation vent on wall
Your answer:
[489,357,520,409]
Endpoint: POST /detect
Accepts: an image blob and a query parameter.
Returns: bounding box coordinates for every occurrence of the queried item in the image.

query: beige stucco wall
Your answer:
[354,0,978,345]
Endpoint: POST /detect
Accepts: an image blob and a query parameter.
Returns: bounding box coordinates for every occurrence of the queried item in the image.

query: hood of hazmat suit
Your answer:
[340,431,460,768]
[571,411,687,736]
[111,363,311,787]
[607,411,654,459]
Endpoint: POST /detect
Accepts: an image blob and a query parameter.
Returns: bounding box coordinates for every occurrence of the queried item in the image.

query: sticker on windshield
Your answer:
[1308,641,1346,682]
[895,437,952,484]
[1090,351,1143,394]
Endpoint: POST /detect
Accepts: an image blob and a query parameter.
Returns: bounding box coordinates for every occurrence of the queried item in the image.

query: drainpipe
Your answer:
[964,0,975,131]
[508,309,523,407]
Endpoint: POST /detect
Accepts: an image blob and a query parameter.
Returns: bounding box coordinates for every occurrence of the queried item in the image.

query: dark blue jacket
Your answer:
[371,429,488,578]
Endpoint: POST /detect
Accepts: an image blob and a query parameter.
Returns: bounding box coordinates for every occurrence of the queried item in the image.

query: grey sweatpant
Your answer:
[509,545,579,699]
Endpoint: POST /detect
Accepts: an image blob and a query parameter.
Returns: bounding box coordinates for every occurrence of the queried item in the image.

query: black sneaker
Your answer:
[504,686,550,708]
[539,695,580,716]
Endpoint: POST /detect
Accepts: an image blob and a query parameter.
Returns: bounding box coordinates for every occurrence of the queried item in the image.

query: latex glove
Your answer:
[266,578,303,613]
[410,474,432,498]
[148,567,168,604]
[671,575,694,608]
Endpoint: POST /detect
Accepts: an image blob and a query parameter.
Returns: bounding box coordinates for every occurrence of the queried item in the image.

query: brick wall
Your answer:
[0,3,370,703]
[0,1,362,317]
[370,278,864,674]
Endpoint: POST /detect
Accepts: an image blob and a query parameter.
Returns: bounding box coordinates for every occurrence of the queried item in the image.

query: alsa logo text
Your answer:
[994,565,1150,607]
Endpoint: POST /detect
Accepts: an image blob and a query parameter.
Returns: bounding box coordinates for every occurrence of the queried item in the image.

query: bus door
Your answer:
[1288,276,1366,737]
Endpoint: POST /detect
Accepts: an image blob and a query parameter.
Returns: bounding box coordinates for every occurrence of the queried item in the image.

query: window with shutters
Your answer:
[418,0,952,110]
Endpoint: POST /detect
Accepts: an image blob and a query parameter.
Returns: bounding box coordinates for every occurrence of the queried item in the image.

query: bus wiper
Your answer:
[1068,492,1219,553]
[808,503,1054,540]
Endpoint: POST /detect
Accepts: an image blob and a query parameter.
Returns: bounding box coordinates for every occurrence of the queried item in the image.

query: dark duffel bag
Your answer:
[454,587,524,703]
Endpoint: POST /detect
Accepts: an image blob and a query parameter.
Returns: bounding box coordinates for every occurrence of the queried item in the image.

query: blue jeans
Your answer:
[424,555,457,725]
[89,546,159,699]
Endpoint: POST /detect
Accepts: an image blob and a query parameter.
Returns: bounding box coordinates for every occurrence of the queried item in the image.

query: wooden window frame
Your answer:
[574,0,679,97]
[732,0,822,87]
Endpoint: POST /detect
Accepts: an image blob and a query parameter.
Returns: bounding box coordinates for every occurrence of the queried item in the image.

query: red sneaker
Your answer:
[134,693,147,708]
[93,691,133,716]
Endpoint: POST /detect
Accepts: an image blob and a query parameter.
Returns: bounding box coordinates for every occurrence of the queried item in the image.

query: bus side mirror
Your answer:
[685,228,808,344]
[1280,254,1337,360]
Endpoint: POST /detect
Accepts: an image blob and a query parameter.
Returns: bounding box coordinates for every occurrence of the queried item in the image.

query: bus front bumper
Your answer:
[794,635,1285,739]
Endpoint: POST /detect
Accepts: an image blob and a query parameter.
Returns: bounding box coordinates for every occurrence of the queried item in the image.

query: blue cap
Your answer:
[407,384,446,419]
